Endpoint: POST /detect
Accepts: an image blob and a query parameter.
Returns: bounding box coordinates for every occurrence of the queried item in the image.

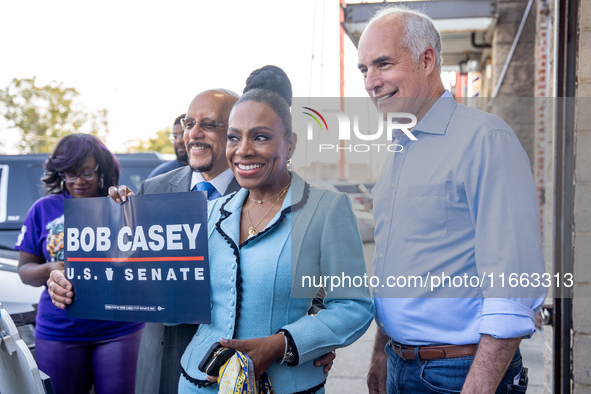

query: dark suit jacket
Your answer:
[137,165,240,196]
[134,166,240,394]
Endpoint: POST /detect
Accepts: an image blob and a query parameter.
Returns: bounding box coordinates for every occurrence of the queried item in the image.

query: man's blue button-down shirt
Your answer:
[372,91,547,346]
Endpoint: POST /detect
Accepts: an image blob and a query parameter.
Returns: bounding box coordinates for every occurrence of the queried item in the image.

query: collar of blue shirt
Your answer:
[412,90,457,136]
[190,167,234,196]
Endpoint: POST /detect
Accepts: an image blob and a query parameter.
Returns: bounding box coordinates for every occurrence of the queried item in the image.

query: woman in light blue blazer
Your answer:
[176,66,374,394]
[47,66,373,394]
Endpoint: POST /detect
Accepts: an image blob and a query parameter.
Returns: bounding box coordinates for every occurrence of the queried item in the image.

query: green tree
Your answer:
[0,77,109,153]
[126,127,174,154]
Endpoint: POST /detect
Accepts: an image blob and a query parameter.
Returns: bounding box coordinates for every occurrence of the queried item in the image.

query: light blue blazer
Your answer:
[179,173,374,394]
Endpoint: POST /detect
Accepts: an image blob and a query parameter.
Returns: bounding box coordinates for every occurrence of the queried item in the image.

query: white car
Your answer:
[0,249,41,350]
[352,209,375,244]
[309,180,375,243]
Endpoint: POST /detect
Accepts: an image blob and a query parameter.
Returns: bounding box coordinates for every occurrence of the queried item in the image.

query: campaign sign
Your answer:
[64,192,210,324]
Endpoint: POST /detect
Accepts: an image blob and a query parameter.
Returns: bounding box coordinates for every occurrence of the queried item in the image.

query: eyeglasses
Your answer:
[59,165,99,183]
[180,118,225,132]
[168,132,184,143]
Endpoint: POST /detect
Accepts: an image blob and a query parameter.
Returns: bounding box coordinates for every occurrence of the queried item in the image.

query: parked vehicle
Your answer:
[309,179,375,243]
[352,209,375,244]
[332,181,373,211]
[311,179,374,210]
[359,182,376,195]
[0,152,166,350]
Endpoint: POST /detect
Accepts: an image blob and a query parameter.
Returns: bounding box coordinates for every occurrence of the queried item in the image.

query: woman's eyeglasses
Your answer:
[180,118,225,132]
[59,165,99,183]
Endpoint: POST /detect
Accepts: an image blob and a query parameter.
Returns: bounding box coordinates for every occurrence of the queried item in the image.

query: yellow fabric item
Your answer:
[217,351,273,394]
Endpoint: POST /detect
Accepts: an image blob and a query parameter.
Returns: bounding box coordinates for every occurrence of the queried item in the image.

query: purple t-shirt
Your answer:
[15,192,144,341]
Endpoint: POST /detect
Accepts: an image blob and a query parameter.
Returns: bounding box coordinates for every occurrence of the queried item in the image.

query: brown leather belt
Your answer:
[388,339,477,361]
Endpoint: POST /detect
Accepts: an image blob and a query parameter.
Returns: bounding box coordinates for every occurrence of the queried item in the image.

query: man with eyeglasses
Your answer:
[113,89,241,202]
[147,114,188,179]
[109,88,241,394]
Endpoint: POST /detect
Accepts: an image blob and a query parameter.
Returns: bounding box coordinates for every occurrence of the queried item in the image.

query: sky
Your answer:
[0,0,373,154]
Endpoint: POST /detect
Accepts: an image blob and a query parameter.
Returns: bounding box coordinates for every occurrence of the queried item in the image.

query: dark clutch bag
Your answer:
[198,342,235,376]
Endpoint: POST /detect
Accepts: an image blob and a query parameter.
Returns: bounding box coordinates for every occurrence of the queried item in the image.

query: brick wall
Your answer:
[491,0,536,165]
[535,2,549,233]
[534,1,554,391]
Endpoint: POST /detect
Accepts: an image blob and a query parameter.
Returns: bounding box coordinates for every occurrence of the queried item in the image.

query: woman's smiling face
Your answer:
[226,100,292,193]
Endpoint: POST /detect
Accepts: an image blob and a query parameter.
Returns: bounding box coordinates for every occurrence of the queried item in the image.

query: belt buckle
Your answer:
[389,339,409,361]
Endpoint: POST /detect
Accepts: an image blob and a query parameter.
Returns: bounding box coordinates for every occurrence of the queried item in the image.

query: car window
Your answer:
[0,165,7,223]
[334,184,362,194]
[119,166,155,193]
[29,165,46,199]
[0,164,43,229]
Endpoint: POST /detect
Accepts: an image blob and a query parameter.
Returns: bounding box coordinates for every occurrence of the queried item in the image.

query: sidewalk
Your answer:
[325,243,545,393]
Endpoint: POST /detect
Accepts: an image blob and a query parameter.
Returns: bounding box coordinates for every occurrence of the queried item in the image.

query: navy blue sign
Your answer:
[64,192,210,324]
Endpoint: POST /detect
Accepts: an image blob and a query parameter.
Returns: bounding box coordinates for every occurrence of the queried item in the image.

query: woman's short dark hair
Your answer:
[42,134,120,196]
[237,65,293,138]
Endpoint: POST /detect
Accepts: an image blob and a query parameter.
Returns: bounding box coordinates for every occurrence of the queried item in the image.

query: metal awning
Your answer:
[342,1,498,66]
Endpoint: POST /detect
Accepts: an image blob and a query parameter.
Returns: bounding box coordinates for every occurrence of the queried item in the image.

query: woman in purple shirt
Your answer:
[15,134,144,394]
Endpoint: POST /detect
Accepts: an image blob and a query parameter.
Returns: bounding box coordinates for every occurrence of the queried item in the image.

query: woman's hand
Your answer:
[207,335,286,381]
[108,185,134,204]
[47,269,73,309]
[204,335,337,383]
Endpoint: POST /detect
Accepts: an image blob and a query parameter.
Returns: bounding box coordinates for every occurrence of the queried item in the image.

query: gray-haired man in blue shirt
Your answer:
[357,6,546,394]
